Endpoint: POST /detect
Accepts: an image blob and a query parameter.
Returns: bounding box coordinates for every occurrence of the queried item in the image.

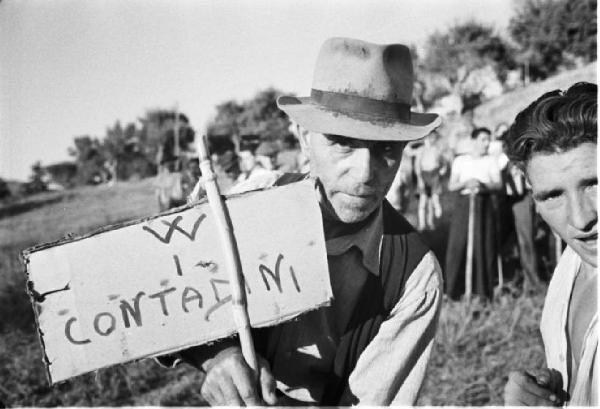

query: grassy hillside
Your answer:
[0,176,546,406]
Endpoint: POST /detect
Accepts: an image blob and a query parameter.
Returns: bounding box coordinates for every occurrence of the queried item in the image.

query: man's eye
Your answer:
[381,144,394,153]
[376,143,400,156]
[584,179,598,190]
[539,192,563,203]
[326,135,354,148]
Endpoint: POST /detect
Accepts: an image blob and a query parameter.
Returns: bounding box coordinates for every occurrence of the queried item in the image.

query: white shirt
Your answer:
[450,154,502,194]
[540,246,598,406]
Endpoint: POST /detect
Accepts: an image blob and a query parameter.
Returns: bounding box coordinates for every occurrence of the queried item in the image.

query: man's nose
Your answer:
[352,147,374,182]
[568,191,597,232]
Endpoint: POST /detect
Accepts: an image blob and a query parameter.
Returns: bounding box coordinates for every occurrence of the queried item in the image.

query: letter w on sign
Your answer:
[22,180,331,384]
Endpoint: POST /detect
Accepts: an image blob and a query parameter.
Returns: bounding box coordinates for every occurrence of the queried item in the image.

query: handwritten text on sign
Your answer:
[24,180,331,384]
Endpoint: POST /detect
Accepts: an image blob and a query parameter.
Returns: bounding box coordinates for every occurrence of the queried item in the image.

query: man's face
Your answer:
[527,142,598,267]
[305,133,406,224]
[473,131,491,155]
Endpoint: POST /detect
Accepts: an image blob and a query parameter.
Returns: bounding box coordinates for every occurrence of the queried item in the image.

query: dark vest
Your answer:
[254,173,431,405]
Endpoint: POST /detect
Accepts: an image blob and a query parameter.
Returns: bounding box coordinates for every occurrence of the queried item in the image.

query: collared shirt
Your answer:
[540,246,598,406]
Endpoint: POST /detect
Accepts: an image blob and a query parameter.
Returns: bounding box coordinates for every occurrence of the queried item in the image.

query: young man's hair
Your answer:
[471,127,491,139]
[505,82,597,170]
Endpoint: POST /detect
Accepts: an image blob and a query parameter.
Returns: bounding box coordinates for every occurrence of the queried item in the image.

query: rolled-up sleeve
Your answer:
[343,251,443,405]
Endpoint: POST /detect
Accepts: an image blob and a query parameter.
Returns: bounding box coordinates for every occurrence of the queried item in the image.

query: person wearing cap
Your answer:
[175,37,443,406]
[502,82,597,406]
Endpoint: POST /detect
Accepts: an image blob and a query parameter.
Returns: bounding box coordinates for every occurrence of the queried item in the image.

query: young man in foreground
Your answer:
[503,82,597,406]
[165,37,444,406]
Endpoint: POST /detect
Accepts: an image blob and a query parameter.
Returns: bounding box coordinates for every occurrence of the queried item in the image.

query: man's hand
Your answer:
[465,178,484,192]
[200,346,277,406]
[504,369,566,406]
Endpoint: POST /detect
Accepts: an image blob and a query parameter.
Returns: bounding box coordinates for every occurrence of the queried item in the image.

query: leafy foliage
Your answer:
[63,110,195,187]
[206,87,293,143]
[423,20,516,86]
[419,20,517,111]
[509,0,597,80]
[0,178,11,200]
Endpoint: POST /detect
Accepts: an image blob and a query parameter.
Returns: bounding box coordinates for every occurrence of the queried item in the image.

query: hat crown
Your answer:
[312,37,414,104]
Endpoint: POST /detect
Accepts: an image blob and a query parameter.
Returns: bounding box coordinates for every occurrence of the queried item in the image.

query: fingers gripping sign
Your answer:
[201,346,277,406]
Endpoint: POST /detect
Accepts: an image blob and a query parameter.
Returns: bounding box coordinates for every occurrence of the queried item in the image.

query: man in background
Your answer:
[415,130,446,230]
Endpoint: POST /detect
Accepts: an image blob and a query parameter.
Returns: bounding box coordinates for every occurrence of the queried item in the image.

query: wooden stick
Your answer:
[497,253,504,289]
[196,134,259,379]
[465,191,476,302]
[554,232,562,267]
[494,196,504,293]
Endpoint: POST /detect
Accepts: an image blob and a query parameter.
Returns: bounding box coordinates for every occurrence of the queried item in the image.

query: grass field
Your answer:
[0,178,546,406]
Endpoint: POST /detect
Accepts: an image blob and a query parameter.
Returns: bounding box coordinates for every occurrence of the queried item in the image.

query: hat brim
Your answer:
[278,96,441,141]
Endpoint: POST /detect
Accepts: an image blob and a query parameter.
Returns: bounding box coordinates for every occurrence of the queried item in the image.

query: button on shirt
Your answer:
[268,203,443,405]
[540,246,598,406]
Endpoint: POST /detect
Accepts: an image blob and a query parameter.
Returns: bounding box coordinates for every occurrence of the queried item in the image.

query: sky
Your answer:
[0,0,514,181]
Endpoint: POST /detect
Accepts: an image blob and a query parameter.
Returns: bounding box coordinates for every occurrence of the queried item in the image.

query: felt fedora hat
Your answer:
[277,37,441,141]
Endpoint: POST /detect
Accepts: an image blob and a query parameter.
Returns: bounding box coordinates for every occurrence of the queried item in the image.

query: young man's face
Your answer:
[526,142,598,267]
[305,133,406,224]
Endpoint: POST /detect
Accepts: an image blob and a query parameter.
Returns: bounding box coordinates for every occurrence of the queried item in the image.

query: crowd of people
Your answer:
[152,37,596,406]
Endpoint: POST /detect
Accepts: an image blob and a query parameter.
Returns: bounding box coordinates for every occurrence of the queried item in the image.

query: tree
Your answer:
[0,178,11,200]
[68,136,107,185]
[421,20,516,110]
[509,0,597,81]
[206,87,293,148]
[423,20,516,85]
[21,161,48,195]
[45,162,78,188]
[63,109,191,186]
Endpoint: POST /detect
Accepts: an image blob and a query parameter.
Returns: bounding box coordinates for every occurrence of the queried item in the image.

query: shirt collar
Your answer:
[324,204,383,276]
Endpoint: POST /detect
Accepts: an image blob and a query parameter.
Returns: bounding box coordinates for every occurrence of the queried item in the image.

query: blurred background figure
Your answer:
[276,134,303,173]
[255,140,279,170]
[287,121,311,173]
[444,127,503,300]
[155,116,199,211]
[502,142,542,291]
[415,130,447,230]
[386,141,421,213]
[227,138,280,194]
[488,122,509,163]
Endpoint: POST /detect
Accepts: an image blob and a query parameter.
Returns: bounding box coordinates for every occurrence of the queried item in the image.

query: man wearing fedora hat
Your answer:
[172,37,444,406]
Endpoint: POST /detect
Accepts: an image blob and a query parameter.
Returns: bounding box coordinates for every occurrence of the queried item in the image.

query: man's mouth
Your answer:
[575,232,598,247]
